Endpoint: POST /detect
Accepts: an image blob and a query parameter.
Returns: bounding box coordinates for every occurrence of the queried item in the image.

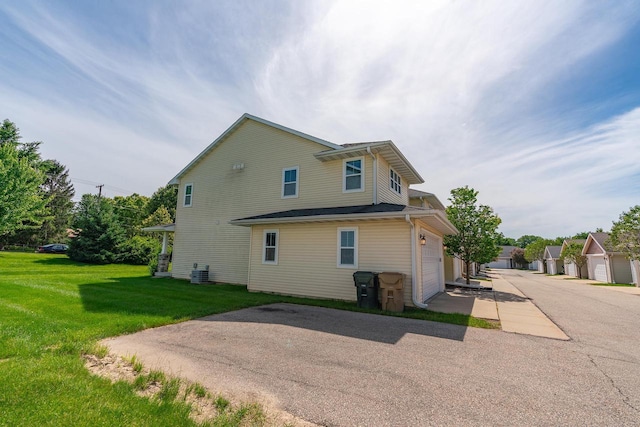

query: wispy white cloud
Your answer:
[1,0,639,237]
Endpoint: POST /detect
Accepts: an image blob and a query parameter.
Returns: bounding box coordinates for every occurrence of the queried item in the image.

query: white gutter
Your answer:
[405,214,428,309]
[367,146,377,205]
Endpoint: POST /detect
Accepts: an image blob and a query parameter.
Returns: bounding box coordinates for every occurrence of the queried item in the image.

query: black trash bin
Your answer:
[353,271,379,309]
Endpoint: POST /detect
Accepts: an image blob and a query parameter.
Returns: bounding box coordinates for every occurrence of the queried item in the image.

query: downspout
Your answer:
[367,147,377,205]
[247,227,253,288]
[405,214,428,308]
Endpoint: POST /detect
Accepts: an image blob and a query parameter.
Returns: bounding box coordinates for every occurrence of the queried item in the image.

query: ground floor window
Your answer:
[263,230,279,264]
[338,227,358,268]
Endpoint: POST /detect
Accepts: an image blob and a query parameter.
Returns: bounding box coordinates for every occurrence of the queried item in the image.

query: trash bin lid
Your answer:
[378,272,404,289]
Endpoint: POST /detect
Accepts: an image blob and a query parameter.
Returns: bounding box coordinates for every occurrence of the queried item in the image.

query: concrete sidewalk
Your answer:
[428,273,569,340]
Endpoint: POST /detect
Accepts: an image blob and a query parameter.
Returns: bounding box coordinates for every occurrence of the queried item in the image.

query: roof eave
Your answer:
[230,209,457,235]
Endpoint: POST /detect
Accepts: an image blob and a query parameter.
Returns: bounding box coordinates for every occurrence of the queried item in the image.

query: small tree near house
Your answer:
[524,238,552,273]
[560,242,587,279]
[443,186,502,284]
[510,247,528,269]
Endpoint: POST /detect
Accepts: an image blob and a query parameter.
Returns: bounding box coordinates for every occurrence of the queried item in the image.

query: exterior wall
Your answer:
[172,120,374,282]
[248,219,413,304]
[376,155,409,205]
[611,254,633,284]
[631,259,639,286]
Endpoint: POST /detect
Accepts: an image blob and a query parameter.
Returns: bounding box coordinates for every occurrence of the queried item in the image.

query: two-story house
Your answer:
[167,114,457,306]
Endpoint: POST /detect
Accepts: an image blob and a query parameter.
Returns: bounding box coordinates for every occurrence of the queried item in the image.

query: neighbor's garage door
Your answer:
[590,257,607,282]
[566,263,576,277]
[421,229,442,302]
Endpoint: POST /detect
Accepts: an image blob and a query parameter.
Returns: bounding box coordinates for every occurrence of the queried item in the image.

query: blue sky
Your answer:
[1,1,639,238]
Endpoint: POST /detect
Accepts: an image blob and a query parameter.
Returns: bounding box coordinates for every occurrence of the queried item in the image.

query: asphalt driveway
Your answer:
[105,281,640,426]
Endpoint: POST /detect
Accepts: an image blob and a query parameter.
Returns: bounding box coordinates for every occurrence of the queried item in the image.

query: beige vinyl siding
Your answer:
[248,220,413,303]
[377,156,409,205]
[172,120,374,282]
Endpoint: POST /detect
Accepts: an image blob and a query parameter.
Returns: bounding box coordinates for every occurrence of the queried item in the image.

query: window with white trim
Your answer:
[343,158,364,192]
[337,227,358,268]
[390,169,401,195]
[183,183,193,207]
[263,230,279,264]
[282,166,299,198]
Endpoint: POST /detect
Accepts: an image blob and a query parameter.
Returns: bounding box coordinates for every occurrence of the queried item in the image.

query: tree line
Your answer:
[0,119,177,268]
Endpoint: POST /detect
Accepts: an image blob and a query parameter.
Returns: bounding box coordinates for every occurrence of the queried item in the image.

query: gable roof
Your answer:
[169,113,342,185]
[408,189,446,210]
[544,245,562,259]
[582,232,613,255]
[561,239,586,252]
[229,203,457,235]
[498,246,519,258]
[313,140,424,185]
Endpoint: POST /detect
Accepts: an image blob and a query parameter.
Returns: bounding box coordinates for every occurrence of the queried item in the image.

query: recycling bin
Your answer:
[378,272,405,312]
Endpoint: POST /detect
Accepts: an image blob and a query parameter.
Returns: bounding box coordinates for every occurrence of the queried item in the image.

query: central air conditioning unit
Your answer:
[190,263,209,284]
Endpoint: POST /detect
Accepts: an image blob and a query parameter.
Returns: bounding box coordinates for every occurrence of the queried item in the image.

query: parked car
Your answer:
[37,244,69,254]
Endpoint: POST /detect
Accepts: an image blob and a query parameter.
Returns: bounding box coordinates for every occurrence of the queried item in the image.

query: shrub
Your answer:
[119,236,160,265]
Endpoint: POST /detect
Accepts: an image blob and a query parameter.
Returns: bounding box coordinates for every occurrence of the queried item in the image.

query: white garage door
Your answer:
[566,263,576,277]
[590,257,607,282]
[421,230,442,302]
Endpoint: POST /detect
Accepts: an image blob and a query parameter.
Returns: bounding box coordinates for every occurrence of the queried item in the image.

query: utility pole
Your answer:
[96,184,104,200]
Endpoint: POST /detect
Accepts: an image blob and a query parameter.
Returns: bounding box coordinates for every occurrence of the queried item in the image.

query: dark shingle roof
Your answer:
[545,245,562,259]
[235,203,414,221]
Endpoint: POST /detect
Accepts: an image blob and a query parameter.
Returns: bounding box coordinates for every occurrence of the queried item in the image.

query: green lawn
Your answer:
[0,252,494,426]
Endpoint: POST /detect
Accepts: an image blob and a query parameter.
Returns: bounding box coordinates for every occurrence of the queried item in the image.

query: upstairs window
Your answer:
[338,227,358,268]
[183,183,193,207]
[343,158,364,192]
[282,167,299,198]
[390,169,401,194]
[263,230,279,264]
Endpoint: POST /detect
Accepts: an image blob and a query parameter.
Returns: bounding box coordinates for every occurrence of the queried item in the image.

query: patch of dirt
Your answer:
[83,352,317,426]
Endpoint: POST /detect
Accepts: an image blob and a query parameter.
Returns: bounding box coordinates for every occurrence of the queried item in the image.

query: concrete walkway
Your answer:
[428,272,569,340]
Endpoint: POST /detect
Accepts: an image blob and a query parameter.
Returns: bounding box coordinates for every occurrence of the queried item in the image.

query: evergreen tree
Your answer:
[37,160,75,243]
[67,195,125,264]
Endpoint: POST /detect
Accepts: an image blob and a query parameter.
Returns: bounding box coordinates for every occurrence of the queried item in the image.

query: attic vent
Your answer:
[232,163,245,170]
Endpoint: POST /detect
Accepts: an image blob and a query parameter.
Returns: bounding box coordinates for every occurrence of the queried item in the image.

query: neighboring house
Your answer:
[582,232,633,284]
[167,114,458,306]
[560,239,587,278]
[544,246,563,275]
[486,246,518,269]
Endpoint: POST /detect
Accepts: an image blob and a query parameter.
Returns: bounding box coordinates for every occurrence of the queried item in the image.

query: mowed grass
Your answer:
[0,252,495,426]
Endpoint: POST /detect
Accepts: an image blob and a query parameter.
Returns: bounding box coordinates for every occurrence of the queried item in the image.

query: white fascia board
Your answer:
[315,140,424,184]
[229,209,457,234]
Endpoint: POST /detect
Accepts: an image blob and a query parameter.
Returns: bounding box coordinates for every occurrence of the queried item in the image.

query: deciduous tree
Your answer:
[560,242,588,279]
[443,186,502,284]
[0,144,47,237]
[609,205,640,261]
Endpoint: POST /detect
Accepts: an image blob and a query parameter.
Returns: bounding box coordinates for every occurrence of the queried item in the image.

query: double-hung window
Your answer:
[337,227,358,268]
[343,158,364,192]
[282,167,299,198]
[183,183,193,207]
[390,169,401,195]
[263,230,279,264]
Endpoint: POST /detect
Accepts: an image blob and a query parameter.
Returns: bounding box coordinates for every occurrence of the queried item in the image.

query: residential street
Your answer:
[105,272,640,426]
[499,269,640,416]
